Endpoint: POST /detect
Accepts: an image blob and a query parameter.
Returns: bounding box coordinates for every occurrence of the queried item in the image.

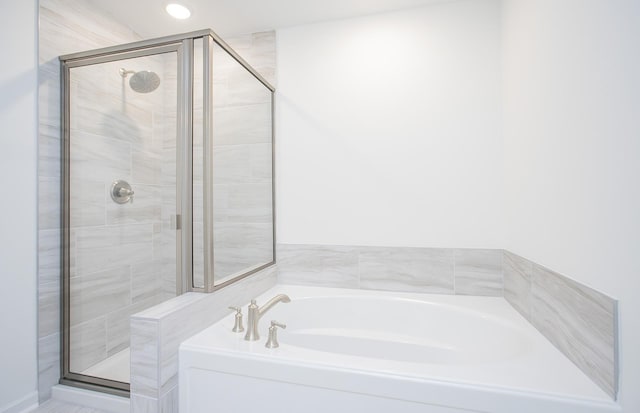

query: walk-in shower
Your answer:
[59,30,275,394]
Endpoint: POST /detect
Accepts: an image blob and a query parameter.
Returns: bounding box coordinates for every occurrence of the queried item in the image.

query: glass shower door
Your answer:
[64,47,180,389]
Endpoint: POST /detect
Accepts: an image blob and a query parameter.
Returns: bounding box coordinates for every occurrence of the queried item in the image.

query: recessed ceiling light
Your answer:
[166,3,191,20]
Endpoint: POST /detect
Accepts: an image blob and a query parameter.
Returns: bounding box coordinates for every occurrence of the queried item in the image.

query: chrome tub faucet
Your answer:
[244,294,291,341]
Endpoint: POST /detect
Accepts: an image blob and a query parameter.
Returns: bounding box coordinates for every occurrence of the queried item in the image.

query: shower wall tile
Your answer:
[38,176,61,231]
[69,317,106,373]
[359,247,454,294]
[105,184,161,225]
[69,265,131,326]
[531,264,617,398]
[38,229,62,285]
[277,244,360,288]
[74,223,153,275]
[69,180,106,228]
[38,281,60,338]
[214,103,272,146]
[503,250,533,320]
[38,333,60,402]
[453,249,503,296]
[69,131,132,184]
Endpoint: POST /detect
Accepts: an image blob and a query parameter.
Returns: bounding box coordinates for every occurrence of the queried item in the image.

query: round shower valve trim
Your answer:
[111,180,134,204]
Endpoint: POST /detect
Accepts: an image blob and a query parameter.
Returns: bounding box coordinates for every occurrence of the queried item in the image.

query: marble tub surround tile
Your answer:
[359,247,454,294]
[277,244,360,288]
[503,250,533,319]
[277,244,499,295]
[453,248,503,296]
[531,264,617,399]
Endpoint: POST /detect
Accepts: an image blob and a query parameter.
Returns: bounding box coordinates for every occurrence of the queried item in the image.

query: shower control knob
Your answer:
[110,180,134,204]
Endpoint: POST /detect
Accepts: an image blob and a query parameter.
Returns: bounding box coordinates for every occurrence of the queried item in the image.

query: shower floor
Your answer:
[82,347,130,383]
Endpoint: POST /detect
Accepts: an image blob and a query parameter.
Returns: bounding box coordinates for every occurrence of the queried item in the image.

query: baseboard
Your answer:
[51,385,129,413]
[0,391,38,413]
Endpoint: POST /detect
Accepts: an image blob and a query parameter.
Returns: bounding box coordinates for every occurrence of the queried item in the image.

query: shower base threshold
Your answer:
[82,347,130,384]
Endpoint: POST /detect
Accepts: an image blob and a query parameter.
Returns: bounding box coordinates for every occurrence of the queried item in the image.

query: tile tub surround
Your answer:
[277,244,618,399]
[503,251,618,399]
[129,264,276,413]
[277,243,503,296]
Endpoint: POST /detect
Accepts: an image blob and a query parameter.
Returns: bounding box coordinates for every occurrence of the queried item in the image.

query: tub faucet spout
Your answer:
[244,294,291,341]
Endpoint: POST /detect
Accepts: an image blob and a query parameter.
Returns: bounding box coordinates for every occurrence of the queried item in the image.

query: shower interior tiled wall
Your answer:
[37,0,276,400]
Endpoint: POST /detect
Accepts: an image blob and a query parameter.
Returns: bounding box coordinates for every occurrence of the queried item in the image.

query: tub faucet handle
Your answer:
[228,306,244,333]
[265,320,286,349]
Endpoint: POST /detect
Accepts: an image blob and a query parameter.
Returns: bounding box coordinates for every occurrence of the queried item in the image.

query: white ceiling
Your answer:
[86,0,451,38]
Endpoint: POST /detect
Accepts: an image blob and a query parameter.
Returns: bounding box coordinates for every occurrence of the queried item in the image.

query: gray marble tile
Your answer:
[531,265,617,398]
[70,317,106,373]
[159,386,178,413]
[132,148,162,185]
[130,318,159,398]
[39,176,61,230]
[106,296,163,357]
[359,247,454,294]
[106,184,161,225]
[39,123,61,178]
[130,394,158,413]
[69,180,106,228]
[454,249,503,296]
[70,266,131,326]
[503,250,533,320]
[132,261,162,304]
[213,222,274,281]
[75,223,153,275]
[38,333,60,402]
[223,183,273,223]
[213,103,271,146]
[38,229,62,284]
[277,244,359,288]
[69,131,132,184]
[39,281,60,338]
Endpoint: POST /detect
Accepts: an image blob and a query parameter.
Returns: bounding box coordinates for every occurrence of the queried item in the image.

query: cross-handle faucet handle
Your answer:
[265,320,286,348]
[228,306,244,333]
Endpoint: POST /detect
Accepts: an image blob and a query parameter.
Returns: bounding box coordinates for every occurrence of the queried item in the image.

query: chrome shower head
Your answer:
[119,68,161,93]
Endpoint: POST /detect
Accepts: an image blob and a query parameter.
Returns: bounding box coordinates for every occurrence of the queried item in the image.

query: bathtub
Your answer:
[179,285,618,413]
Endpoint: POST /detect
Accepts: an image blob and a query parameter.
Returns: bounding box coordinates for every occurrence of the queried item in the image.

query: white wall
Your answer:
[276,0,503,248]
[502,0,640,410]
[0,0,39,412]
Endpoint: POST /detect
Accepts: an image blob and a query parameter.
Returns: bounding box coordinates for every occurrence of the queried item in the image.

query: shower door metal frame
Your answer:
[59,29,276,395]
[59,37,192,395]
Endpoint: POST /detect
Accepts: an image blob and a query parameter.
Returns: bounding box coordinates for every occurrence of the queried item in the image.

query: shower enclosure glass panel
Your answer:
[61,30,275,393]
[210,42,274,286]
[64,48,180,390]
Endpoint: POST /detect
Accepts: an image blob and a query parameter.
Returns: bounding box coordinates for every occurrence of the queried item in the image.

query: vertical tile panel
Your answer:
[130,318,159,399]
[531,265,617,398]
